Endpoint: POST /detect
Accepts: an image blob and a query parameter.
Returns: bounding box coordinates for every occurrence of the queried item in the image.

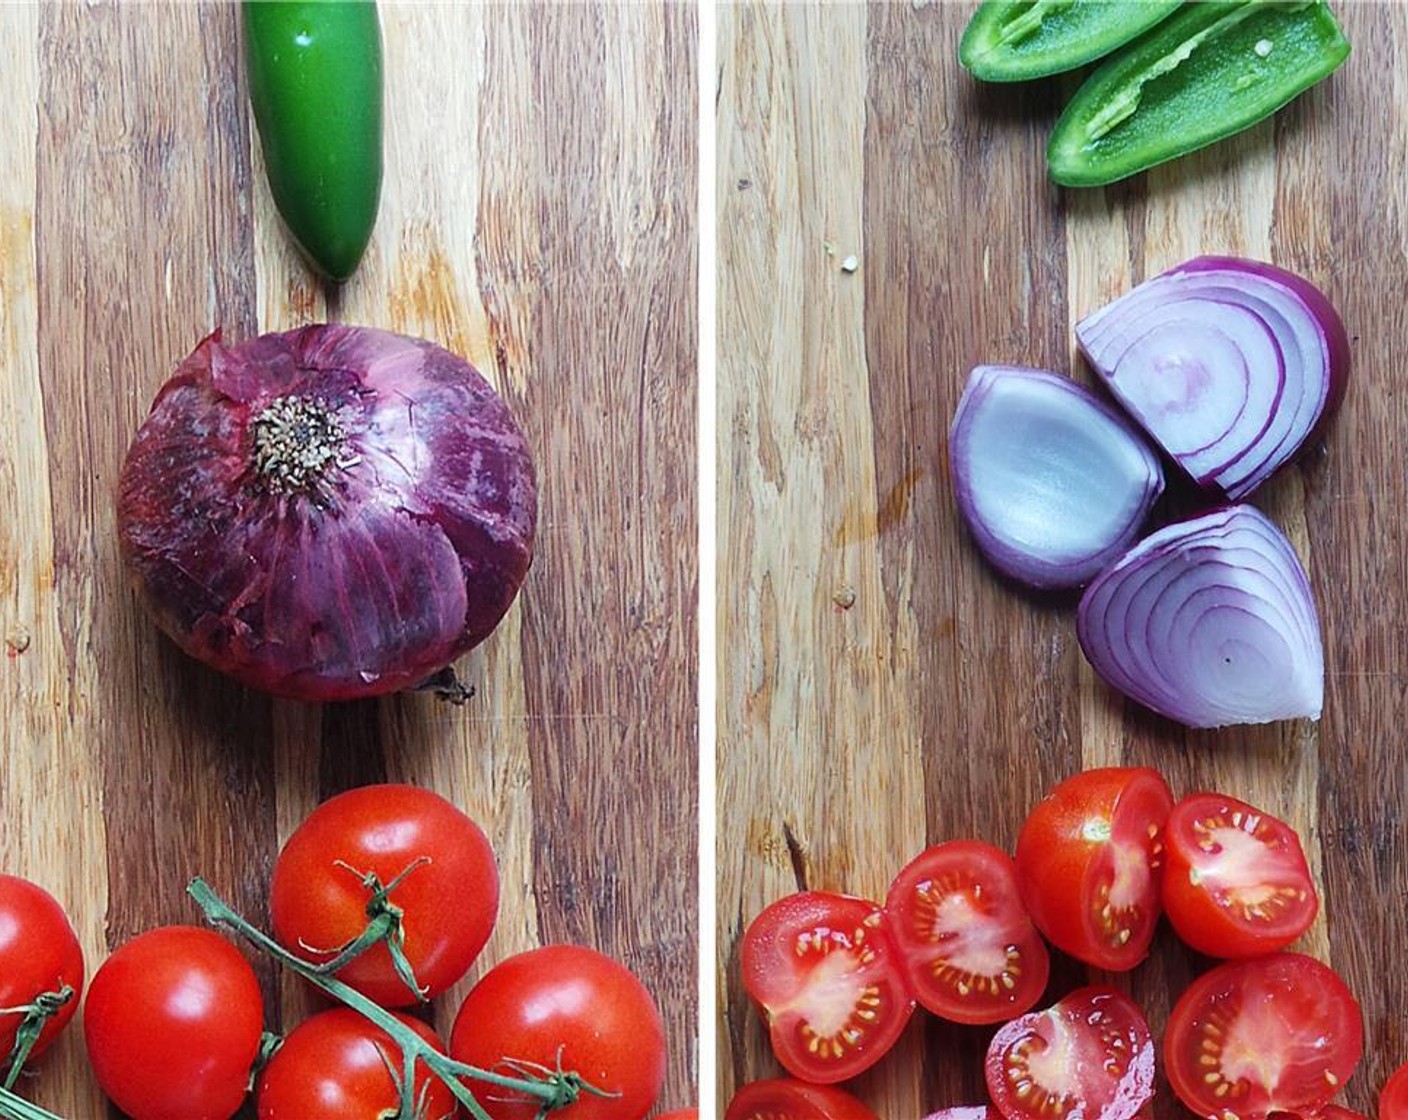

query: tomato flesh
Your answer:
[1162,792,1318,958]
[984,985,1154,1120]
[740,891,914,1084]
[725,1078,880,1120]
[1165,954,1364,1120]
[1015,767,1173,971]
[885,840,1048,1025]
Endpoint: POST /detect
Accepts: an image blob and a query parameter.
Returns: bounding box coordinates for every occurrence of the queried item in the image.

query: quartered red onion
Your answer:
[949,365,1164,590]
[117,326,537,703]
[1077,505,1323,729]
[1076,256,1350,501]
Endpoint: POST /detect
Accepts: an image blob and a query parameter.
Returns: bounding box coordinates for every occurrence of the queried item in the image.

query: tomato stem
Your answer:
[293,858,432,1003]
[0,987,74,1090]
[0,1085,65,1120]
[187,878,592,1120]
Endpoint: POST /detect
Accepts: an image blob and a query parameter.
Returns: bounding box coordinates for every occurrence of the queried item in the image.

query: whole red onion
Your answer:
[117,326,537,702]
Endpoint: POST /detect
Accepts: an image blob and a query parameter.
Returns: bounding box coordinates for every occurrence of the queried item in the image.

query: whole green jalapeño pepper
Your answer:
[243,1,384,282]
[1047,0,1350,187]
[959,1,1183,83]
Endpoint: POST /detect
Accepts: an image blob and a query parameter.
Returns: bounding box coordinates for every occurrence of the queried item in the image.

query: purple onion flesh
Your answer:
[117,326,537,703]
[1076,505,1323,729]
[1076,256,1350,502]
[949,365,1165,590]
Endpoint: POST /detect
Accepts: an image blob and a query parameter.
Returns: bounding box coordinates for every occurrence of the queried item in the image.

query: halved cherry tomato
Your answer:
[725,1078,879,1120]
[256,1008,457,1120]
[984,985,1155,1120]
[884,840,1048,1025]
[740,891,914,1084]
[449,944,666,1120]
[270,783,499,1007]
[1015,767,1173,971]
[83,926,265,1120]
[1165,953,1364,1120]
[1384,1061,1408,1120]
[1162,792,1318,958]
[0,876,84,1075]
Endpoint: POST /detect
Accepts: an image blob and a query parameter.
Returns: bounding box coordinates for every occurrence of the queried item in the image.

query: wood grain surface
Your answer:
[0,2,696,1115]
[718,2,1406,1116]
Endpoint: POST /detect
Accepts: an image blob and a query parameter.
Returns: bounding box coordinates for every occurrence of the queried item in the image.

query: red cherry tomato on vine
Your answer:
[1164,953,1363,1120]
[83,926,264,1120]
[740,891,914,1084]
[984,985,1155,1120]
[884,839,1048,1025]
[449,944,666,1119]
[1161,791,1318,958]
[1015,766,1173,971]
[270,783,499,1007]
[1384,1061,1408,1120]
[724,1079,879,1120]
[0,875,84,1074]
[256,1007,458,1120]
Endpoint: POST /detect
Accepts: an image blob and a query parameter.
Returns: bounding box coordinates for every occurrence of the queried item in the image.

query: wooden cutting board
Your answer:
[0,3,697,1115]
[719,2,1406,1116]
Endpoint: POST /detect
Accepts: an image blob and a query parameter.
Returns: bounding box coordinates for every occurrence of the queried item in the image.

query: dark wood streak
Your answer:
[1285,5,1408,1106]
[30,4,274,1115]
[477,4,699,1110]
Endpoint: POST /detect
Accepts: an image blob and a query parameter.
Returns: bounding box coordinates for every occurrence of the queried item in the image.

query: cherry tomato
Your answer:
[0,875,84,1074]
[449,944,665,1119]
[1015,767,1173,970]
[739,891,914,1084]
[1383,1061,1408,1120]
[724,1078,879,1120]
[257,1007,457,1120]
[1164,953,1364,1120]
[270,783,498,1007]
[885,840,1049,1025]
[1162,791,1318,957]
[83,926,264,1120]
[984,985,1155,1120]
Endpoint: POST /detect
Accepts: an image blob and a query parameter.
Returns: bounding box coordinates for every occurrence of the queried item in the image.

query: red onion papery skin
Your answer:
[1076,505,1323,729]
[1075,256,1350,502]
[117,326,537,703]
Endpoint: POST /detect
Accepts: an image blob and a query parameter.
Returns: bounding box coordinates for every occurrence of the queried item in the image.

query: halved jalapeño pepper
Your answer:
[1047,0,1351,188]
[959,1,1182,82]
